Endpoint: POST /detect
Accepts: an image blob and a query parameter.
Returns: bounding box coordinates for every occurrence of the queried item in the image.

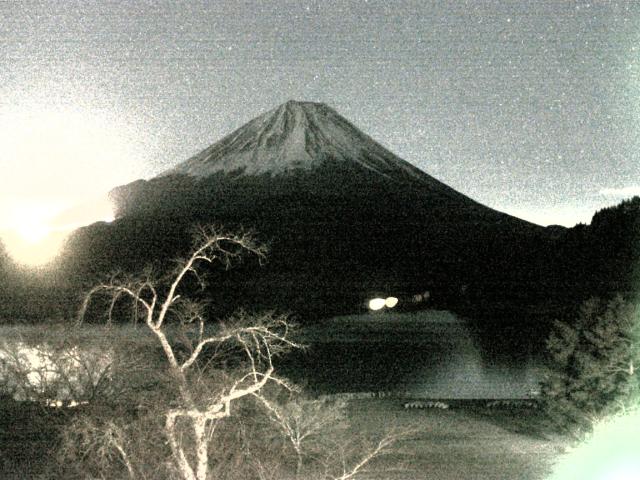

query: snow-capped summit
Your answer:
[163,100,430,183]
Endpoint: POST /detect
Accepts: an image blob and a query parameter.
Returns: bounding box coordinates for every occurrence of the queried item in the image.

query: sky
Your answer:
[1,0,640,233]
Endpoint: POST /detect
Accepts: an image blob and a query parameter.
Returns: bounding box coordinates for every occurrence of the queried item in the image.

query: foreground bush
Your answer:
[540,296,640,436]
[0,324,161,407]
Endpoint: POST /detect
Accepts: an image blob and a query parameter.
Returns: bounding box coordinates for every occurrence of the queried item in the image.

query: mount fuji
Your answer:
[68,100,554,319]
[112,100,531,222]
[164,100,460,188]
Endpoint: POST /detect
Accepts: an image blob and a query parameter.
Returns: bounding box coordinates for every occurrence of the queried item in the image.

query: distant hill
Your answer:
[548,196,640,305]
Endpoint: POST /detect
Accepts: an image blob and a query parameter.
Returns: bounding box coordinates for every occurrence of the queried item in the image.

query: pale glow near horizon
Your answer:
[499,204,598,227]
[0,199,114,267]
[1,228,68,267]
[0,106,135,266]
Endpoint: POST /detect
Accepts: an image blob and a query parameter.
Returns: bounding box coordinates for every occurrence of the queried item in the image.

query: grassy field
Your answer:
[343,399,567,480]
[0,397,568,479]
[0,398,66,478]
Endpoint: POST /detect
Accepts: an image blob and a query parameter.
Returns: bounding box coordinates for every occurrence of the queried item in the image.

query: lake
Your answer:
[281,310,543,399]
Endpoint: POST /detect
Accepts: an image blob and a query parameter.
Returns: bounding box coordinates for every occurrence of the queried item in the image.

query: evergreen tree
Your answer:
[541,295,640,435]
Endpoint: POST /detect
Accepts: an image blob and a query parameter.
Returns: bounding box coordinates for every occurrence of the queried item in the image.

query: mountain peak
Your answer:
[162,100,431,181]
[282,99,325,109]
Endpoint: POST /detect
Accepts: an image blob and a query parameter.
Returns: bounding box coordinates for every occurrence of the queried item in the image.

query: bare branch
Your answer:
[179,334,235,372]
[154,228,265,331]
[334,430,408,480]
[107,289,125,326]
[78,283,152,326]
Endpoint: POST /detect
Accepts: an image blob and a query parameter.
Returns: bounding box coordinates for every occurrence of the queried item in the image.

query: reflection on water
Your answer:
[282,311,543,399]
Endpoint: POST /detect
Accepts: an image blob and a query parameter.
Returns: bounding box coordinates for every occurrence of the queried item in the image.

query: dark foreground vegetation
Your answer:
[1,230,412,479]
[0,395,568,480]
[1,194,639,478]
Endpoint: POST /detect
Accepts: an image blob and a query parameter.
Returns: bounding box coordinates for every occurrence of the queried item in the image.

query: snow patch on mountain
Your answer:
[162,100,432,184]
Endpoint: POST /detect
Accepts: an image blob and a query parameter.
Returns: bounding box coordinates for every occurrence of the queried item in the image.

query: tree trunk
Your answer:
[195,416,209,480]
[166,413,197,480]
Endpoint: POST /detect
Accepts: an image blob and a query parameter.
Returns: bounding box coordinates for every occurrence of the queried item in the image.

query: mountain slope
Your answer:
[115,100,532,225]
[165,100,441,183]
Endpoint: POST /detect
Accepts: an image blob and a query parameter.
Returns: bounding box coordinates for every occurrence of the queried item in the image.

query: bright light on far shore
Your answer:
[368,298,386,311]
[385,297,399,308]
[368,296,399,311]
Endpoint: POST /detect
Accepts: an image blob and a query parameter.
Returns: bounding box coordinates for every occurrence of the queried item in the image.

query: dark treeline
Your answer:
[0,168,638,339]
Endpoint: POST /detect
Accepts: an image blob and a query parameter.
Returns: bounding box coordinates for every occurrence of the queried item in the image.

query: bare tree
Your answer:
[72,226,412,480]
[328,430,409,480]
[78,227,301,480]
[255,394,412,480]
[254,395,349,477]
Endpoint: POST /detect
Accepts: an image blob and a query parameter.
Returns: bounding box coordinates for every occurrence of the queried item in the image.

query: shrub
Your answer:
[540,295,640,436]
[0,324,162,407]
